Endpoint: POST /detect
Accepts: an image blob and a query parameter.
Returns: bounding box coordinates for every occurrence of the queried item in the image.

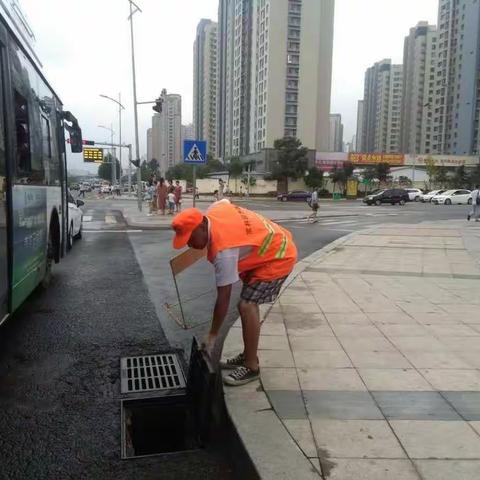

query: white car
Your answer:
[67,190,84,249]
[422,189,446,202]
[432,189,472,205]
[405,188,423,202]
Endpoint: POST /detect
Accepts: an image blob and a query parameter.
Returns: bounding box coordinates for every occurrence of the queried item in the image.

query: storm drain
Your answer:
[120,354,186,394]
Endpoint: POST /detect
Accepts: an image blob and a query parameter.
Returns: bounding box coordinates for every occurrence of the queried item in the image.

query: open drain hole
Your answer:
[122,394,199,458]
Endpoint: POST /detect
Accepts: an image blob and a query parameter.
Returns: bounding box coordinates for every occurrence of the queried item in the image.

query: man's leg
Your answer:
[238,300,260,372]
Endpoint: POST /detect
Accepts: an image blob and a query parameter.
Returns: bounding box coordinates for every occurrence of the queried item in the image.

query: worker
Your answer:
[171,200,297,386]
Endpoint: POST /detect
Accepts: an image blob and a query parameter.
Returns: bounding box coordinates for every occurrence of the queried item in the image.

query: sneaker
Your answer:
[220,352,244,370]
[223,366,260,386]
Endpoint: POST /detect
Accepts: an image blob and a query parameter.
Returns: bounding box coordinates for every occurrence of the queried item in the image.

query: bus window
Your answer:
[41,115,51,159]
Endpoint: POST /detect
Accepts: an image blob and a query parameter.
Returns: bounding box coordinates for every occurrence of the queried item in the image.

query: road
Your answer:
[0,196,471,479]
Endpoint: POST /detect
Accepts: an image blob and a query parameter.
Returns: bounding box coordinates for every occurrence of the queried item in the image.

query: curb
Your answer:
[221,230,361,480]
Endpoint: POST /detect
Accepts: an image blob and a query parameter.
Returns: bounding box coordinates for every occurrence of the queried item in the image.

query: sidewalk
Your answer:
[120,198,359,230]
[223,220,480,479]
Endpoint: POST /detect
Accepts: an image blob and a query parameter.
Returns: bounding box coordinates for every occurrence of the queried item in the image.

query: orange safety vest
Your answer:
[206,201,297,283]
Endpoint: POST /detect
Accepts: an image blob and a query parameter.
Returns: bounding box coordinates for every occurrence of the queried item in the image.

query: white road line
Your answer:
[82,216,92,222]
[320,220,358,226]
[83,229,143,233]
[105,215,117,224]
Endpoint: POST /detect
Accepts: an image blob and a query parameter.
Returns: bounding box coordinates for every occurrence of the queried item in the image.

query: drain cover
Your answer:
[121,354,186,394]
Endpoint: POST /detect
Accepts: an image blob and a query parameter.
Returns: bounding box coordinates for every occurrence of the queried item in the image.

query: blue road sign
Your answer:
[183,140,207,165]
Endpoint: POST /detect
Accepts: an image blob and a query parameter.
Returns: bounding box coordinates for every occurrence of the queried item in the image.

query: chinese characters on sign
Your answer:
[83,147,104,163]
[349,153,405,165]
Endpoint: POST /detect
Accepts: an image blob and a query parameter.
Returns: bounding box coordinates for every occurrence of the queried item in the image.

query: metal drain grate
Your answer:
[120,354,186,394]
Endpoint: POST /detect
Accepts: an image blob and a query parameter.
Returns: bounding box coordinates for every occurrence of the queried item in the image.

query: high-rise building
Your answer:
[329,114,343,152]
[151,89,182,175]
[146,128,153,162]
[360,59,403,153]
[355,100,364,151]
[193,19,218,157]
[181,123,195,144]
[217,0,335,159]
[401,22,437,154]
[432,0,480,155]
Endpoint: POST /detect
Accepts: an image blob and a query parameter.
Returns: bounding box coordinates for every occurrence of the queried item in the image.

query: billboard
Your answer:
[83,147,104,163]
[410,155,480,167]
[349,153,405,165]
[314,152,347,171]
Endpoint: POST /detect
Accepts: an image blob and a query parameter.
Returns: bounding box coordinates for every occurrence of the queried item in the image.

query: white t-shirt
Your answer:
[311,191,318,204]
[167,192,175,203]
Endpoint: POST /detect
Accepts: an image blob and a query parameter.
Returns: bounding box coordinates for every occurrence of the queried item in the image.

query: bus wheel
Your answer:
[41,232,53,288]
[67,223,73,251]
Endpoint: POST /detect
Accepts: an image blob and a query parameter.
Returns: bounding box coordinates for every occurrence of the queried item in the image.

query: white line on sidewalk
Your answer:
[82,216,92,222]
[83,229,143,233]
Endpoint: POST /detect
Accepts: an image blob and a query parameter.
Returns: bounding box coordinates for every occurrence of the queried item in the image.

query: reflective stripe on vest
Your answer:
[256,213,288,259]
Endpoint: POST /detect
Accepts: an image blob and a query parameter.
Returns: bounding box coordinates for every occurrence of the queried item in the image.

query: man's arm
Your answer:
[209,284,233,337]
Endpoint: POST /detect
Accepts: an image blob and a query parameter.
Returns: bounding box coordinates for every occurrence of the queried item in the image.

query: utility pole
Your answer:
[128,0,143,212]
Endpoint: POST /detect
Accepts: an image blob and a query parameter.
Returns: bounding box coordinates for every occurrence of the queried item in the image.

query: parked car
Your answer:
[277,190,312,202]
[432,189,472,205]
[67,190,84,249]
[422,189,445,202]
[405,188,423,202]
[363,188,409,206]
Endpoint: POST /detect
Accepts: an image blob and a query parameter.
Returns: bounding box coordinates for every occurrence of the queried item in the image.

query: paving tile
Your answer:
[308,458,322,475]
[458,351,480,368]
[297,369,366,391]
[421,369,480,391]
[258,334,290,350]
[405,351,473,369]
[304,391,383,420]
[414,460,480,480]
[377,324,429,337]
[372,391,461,421]
[438,304,480,314]
[340,337,396,353]
[282,304,323,315]
[424,324,479,338]
[348,351,412,369]
[279,294,317,305]
[283,419,317,457]
[259,322,287,336]
[389,336,448,352]
[325,313,372,325]
[287,325,334,337]
[470,421,480,436]
[390,420,480,459]
[258,349,295,368]
[261,368,300,391]
[293,350,352,369]
[441,337,480,352]
[321,458,421,480]
[289,336,342,351]
[442,392,480,421]
[358,369,433,391]
[267,390,307,419]
[264,312,285,324]
[368,312,417,325]
[411,312,464,325]
[311,419,406,458]
[331,324,383,338]
[398,302,444,314]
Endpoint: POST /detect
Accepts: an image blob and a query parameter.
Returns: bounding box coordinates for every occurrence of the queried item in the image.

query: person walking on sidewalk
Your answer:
[171,201,297,386]
[174,180,183,212]
[156,177,167,215]
[468,185,480,222]
[308,189,319,223]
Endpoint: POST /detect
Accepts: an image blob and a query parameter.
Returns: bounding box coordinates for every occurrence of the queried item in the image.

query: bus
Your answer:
[0,1,82,325]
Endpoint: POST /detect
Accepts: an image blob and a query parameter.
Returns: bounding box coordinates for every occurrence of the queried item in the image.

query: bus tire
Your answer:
[67,222,73,250]
[41,231,54,288]
[74,223,82,240]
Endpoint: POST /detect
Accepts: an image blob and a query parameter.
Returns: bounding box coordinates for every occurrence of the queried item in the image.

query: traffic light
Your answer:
[152,97,163,113]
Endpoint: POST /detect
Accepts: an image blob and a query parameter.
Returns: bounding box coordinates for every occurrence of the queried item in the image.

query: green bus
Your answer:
[0,1,82,325]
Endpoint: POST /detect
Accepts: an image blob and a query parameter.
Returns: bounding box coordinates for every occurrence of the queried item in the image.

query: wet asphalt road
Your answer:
[0,208,234,480]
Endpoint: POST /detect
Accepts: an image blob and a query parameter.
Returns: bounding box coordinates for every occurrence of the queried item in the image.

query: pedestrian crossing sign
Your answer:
[184,140,207,165]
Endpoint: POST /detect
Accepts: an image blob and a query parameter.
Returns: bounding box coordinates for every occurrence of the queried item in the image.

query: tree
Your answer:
[469,164,480,188]
[434,167,449,188]
[330,165,346,193]
[375,162,390,185]
[398,175,412,186]
[425,156,438,187]
[226,157,244,192]
[343,161,354,179]
[148,158,160,175]
[272,137,308,192]
[304,167,324,190]
[451,165,468,188]
[166,163,193,182]
[98,153,121,181]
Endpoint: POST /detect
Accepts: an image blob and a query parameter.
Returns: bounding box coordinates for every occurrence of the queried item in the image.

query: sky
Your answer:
[20,0,439,173]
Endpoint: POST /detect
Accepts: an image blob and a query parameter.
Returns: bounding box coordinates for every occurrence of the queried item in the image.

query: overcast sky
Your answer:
[21,0,438,173]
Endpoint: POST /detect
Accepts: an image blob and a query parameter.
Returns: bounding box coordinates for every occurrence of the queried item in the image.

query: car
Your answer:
[405,188,423,202]
[363,188,409,206]
[277,190,312,202]
[422,189,446,202]
[67,190,84,249]
[432,189,472,205]
[101,185,111,194]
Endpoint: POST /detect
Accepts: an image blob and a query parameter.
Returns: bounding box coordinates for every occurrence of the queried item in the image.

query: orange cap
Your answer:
[171,208,204,249]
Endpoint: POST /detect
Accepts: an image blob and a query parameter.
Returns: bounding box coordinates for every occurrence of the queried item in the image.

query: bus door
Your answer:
[0,53,7,322]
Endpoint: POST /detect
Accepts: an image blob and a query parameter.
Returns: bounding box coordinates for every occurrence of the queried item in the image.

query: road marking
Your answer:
[319,220,358,226]
[83,216,92,222]
[83,229,143,233]
[105,215,117,224]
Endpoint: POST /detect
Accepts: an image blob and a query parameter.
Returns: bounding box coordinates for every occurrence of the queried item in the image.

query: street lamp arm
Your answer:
[100,94,125,110]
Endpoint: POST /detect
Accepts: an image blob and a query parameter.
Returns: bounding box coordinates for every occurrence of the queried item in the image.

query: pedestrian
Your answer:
[308,189,319,223]
[218,179,225,200]
[149,180,158,215]
[167,190,175,215]
[78,184,86,198]
[167,179,175,194]
[171,201,297,386]
[195,187,200,199]
[156,177,168,215]
[174,180,183,212]
[213,189,219,201]
[468,185,480,222]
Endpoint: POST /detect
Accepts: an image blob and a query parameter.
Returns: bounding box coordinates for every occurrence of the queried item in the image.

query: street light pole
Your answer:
[98,125,115,184]
[128,0,143,212]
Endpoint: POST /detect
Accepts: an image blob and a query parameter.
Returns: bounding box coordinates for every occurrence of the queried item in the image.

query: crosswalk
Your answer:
[82,209,128,231]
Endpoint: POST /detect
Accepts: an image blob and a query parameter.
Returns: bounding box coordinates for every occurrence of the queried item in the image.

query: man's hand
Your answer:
[200,332,217,355]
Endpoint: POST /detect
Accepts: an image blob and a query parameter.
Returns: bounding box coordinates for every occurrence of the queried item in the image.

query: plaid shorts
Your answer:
[240,276,288,304]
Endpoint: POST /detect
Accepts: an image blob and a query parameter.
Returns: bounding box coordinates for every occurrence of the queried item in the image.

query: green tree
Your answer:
[425,156,438,187]
[330,165,346,193]
[375,162,390,184]
[166,163,193,182]
[434,167,449,188]
[304,167,324,190]
[98,153,121,181]
[398,175,412,186]
[451,165,469,188]
[469,164,480,188]
[226,157,244,192]
[272,137,308,192]
[343,161,355,179]
[148,158,160,175]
